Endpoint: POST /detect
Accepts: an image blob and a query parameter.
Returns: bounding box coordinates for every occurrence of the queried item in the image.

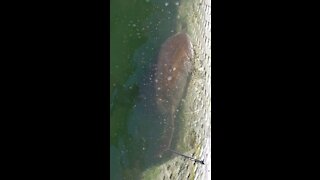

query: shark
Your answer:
[154,32,194,159]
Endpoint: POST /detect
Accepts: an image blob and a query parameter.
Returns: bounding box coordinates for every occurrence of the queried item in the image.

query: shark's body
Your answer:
[154,32,193,158]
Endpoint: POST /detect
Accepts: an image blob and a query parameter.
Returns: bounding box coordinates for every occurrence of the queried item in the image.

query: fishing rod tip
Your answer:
[196,159,205,165]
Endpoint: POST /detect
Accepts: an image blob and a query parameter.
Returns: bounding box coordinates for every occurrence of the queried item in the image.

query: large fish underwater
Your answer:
[154,32,194,160]
[121,32,195,179]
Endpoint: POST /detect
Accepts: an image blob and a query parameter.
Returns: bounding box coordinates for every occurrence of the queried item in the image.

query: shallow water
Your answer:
[110,0,183,179]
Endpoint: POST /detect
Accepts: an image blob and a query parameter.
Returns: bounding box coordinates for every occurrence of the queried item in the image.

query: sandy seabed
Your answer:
[142,0,211,179]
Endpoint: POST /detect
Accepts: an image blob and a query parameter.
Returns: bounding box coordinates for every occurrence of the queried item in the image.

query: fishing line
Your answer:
[167,149,205,165]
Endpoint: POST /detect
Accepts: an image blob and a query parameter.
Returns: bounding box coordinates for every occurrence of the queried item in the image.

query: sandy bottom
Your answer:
[141,0,211,179]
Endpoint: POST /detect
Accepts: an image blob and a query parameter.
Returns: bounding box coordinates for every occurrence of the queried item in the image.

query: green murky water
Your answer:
[110,0,182,179]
